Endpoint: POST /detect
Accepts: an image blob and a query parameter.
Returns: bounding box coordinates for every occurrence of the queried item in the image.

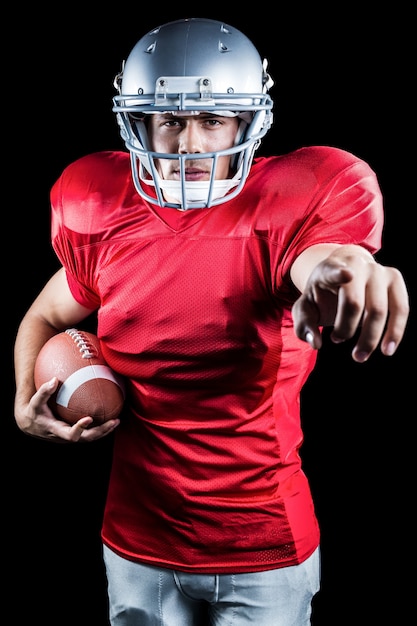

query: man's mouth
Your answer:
[172,167,210,182]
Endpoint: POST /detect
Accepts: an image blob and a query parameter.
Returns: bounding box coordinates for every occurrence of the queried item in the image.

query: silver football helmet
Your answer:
[113,18,274,210]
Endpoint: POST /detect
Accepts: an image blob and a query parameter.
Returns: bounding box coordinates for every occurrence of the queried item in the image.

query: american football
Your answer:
[34,328,125,425]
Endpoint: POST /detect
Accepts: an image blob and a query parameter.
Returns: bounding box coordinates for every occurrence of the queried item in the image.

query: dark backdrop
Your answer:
[8,5,414,625]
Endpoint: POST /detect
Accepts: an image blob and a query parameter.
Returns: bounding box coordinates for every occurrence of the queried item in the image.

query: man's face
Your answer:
[147,113,240,191]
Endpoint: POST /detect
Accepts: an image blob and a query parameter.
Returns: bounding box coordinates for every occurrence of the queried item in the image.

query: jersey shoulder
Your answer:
[254,145,373,174]
[52,151,131,196]
[50,151,135,236]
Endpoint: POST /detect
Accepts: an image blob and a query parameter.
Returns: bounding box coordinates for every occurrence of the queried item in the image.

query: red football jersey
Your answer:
[50,146,382,572]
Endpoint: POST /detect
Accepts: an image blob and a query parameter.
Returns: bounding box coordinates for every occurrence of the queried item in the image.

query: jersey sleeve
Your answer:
[275,146,384,288]
[49,151,131,309]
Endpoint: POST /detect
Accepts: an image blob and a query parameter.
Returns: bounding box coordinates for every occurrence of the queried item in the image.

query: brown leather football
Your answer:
[34,328,125,425]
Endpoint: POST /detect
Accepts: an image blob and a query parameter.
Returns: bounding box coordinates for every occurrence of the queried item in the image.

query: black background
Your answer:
[8,5,414,625]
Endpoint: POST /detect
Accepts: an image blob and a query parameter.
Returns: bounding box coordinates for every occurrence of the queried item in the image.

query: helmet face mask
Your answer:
[113,18,274,210]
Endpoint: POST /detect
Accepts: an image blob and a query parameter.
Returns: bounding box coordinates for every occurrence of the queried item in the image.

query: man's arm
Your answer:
[14,267,120,442]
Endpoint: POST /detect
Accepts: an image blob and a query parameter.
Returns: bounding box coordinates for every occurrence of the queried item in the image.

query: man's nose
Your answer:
[178,123,203,154]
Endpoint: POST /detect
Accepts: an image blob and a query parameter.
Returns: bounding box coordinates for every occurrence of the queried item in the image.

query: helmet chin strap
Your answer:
[139,166,241,210]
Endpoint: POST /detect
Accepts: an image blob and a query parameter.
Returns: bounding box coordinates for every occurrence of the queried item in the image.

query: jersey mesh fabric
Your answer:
[50,146,382,573]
